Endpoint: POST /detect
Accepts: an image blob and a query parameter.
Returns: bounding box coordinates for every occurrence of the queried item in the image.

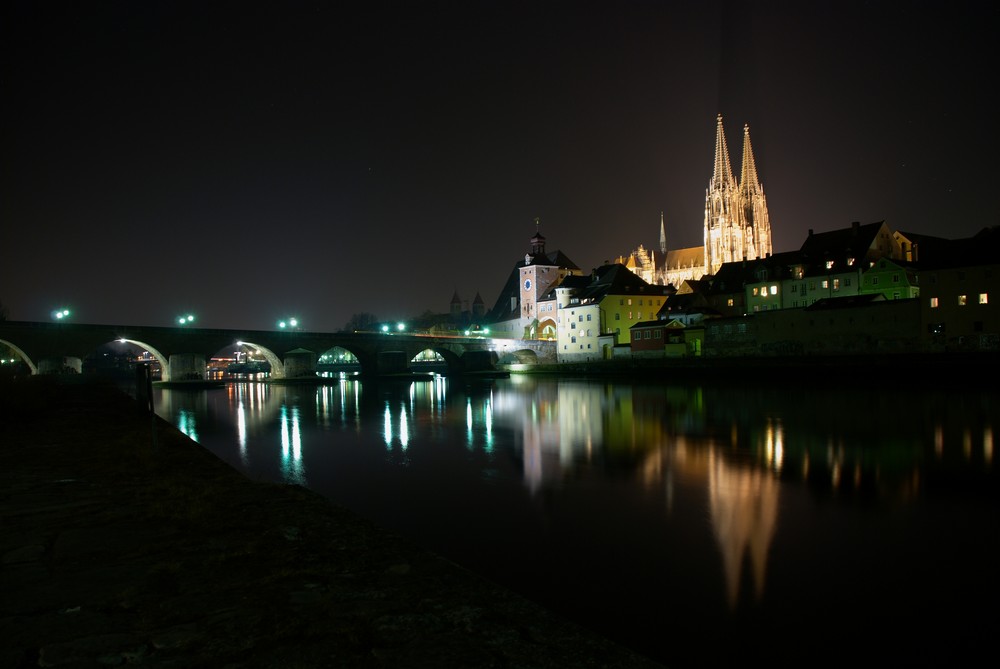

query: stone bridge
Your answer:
[0,321,557,381]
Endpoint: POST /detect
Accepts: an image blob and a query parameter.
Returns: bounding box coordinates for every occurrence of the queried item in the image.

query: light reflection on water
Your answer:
[153,376,999,666]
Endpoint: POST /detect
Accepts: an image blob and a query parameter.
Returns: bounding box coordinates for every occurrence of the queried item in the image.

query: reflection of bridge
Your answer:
[0,321,556,380]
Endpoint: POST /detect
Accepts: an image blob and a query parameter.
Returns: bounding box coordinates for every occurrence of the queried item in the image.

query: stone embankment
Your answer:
[1,378,661,668]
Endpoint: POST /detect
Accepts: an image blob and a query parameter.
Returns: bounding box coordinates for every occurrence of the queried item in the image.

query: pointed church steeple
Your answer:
[472,291,485,319]
[739,123,761,196]
[711,114,736,189]
[529,217,546,257]
[659,211,666,254]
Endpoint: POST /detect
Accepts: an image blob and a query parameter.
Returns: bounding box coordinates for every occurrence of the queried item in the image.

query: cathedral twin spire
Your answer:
[712,113,738,190]
[704,114,772,274]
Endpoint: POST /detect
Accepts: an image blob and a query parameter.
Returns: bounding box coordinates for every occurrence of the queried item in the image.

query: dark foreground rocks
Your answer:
[1,378,661,668]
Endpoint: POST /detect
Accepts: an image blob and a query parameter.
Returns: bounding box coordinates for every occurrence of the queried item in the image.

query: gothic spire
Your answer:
[712,114,736,189]
[659,211,666,254]
[739,123,761,195]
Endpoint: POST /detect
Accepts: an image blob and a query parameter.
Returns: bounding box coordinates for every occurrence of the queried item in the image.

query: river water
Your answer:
[152,374,999,666]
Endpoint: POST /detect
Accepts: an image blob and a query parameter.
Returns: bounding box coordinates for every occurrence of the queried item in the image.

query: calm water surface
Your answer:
[153,375,999,666]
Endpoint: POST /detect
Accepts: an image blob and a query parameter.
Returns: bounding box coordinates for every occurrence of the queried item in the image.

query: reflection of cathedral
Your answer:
[708,449,779,609]
[620,115,773,288]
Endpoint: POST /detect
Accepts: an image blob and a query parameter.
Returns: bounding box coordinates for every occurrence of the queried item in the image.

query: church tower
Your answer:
[703,115,772,274]
[704,114,742,274]
[739,123,772,263]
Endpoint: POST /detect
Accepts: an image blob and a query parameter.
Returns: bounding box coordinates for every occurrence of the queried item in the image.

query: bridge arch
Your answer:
[0,338,38,375]
[114,338,171,381]
[411,346,461,375]
[236,341,286,379]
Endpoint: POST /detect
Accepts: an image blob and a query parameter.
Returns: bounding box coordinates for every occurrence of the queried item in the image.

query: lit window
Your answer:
[770,285,777,295]
[833,279,840,290]
[753,287,759,296]
[727,298,734,307]
[826,260,834,269]
[628,298,633,306]
[958,295,968,306]
[822,280,829,289]
[980,293,989,304]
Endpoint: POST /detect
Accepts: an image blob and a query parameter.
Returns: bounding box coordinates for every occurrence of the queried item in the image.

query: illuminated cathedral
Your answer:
[620,115,773,288]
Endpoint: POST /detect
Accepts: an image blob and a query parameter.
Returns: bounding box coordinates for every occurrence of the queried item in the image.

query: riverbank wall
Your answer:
[505,350,1000,388]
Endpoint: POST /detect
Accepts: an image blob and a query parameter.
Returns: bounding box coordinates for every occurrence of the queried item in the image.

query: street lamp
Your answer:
[51,308,71,320]
[277,317,299,330]
[177,314,195,326]
[396,322,406,332]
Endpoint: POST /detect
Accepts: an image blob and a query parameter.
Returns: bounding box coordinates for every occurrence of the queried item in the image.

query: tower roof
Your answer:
[739,123,761,195]
[712,114,736,189]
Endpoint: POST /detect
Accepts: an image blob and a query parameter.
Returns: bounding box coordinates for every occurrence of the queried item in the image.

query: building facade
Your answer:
[550,264,672,362]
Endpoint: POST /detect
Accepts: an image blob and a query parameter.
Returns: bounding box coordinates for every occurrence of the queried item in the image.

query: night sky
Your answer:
[2,1,996,332]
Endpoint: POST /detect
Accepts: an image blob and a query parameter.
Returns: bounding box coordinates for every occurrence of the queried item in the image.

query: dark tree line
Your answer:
[343,312,377,332]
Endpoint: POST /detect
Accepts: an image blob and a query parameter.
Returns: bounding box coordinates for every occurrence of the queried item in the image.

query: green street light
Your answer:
[396,322,406,332]
[52,308,71,320]
[381,324,390,333]
[177,314,195,326]
[278,317,299,330]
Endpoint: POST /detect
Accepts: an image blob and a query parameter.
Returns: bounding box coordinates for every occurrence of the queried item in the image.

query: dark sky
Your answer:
[2,0,997,331]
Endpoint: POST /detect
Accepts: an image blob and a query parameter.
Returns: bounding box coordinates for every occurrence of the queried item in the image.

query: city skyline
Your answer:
[2,0,996,331]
